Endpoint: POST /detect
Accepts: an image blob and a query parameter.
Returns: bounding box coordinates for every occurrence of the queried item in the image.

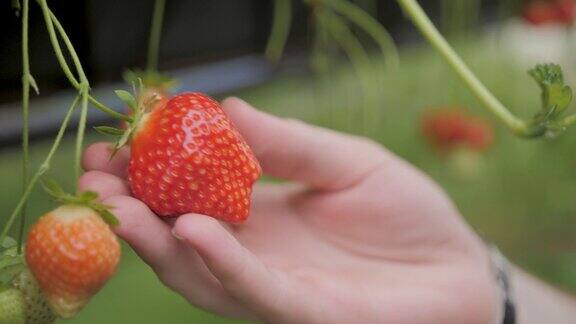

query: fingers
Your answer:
[82,142,130,178]
[78,171,130,200]
[173,214,290,318]
[222,97,389,190]
[96,195,250,317]
[103,195,178,271]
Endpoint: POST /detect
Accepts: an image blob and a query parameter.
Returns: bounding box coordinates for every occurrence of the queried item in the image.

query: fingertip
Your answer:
[103,195,177,268]
[221,96,250,112]
[221,97,261,124]
[82,142,130,177]
[173,214,245,279]
[82,142,111,168]
[78,170,130,200]
[174,215,286,317]
[173,214,229,251]
[102,195,160,236]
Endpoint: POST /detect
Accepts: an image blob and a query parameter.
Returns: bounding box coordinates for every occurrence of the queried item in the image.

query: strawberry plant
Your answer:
[396,0,576,137]
[0,0,172,321]
[265,0,576,138]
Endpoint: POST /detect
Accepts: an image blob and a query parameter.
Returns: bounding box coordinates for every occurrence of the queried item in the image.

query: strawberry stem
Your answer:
[395,0,531,136]
[324,0,399,72]
[75,86,90,186]
[37,0,106,190]
[147,0,166,72]
[320,11,375,131]
[265,0,292,63]
[37,0,131,122]
[0,95,81,246]
[17,0,30,254]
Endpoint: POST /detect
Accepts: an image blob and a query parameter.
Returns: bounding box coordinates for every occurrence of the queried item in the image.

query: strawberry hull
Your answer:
[128,92,261,224]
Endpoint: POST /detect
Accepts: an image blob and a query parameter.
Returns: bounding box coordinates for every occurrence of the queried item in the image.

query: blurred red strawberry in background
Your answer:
[555,0,576,24]
[421,108,494,153]
[421,107,495,179]
[522,0,576,26]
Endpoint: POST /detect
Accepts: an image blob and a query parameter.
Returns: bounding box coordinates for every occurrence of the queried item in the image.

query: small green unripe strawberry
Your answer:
[0,287,26,324]
[12,269,56,324]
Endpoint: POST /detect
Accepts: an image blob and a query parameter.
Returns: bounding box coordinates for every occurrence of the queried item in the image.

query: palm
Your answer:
[229,161,493,322]
[241,160,471,264]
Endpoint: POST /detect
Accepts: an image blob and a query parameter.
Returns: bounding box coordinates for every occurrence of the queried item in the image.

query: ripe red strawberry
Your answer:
[522,0,576,25]
[464,117,494,152]
[128,92,261,224]
[422,109,469,151]
[555,0,576,24]
[523,1,560,25]
[25,205,121,318]
[421,108,494,153]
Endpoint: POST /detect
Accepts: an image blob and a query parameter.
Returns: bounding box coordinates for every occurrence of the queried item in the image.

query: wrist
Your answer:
[487,246,515,324]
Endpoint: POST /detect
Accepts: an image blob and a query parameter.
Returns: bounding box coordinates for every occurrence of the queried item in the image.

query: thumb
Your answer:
[222,97,388,190]
[172,214,290,319]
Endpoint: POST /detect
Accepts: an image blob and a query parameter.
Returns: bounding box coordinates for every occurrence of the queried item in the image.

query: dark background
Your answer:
[0,0,509,104]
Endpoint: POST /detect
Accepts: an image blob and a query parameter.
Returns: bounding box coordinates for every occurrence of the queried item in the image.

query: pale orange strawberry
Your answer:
[25,205,120,318]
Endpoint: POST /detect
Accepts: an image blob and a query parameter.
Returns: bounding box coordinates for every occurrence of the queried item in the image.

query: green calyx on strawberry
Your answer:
[525,64,573,137]
[40,178,119,226]
[123,69,177,93]
[95,83,164,152]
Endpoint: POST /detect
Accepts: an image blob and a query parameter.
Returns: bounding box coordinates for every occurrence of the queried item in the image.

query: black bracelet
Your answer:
[489,246,516,324]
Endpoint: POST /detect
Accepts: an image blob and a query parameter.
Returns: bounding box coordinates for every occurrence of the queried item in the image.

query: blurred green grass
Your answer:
[2,39,576,323]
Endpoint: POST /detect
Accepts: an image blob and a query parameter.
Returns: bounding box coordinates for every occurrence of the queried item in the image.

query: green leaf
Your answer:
[94,126,124,136]
[1,238,16,251]
[0,256,23,270]
[28,75,39,95]
[115,128,133,151]
[115,90,138,112]
[94,208,119,227]
[0,263,25,286]
[529,64,573,119]
[40,178,66,199]
[0,244,24,285]
[78,191,98,202]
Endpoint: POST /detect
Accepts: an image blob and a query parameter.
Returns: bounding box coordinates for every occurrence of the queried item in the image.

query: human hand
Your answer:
[80,98,497,323]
